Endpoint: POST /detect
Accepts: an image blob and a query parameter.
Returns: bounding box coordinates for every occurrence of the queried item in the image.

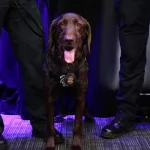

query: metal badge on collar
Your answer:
[60,73,76,87]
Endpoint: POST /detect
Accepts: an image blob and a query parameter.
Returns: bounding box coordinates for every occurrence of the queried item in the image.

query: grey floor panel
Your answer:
[2,115,150,150]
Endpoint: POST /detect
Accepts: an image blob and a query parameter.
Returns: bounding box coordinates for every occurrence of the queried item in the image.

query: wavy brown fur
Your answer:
[43,13,91,150]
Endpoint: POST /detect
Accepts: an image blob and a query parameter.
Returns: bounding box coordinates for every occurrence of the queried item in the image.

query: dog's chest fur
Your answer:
[43,51,88,95]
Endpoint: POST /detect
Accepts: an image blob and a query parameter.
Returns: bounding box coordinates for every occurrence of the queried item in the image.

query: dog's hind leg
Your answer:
[46,96,56,150]
[72,93,85,150]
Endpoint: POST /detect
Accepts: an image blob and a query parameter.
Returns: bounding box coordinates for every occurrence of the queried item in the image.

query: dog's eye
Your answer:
[59,20,67,27]
[60,22,65,26]
[76,22,82,27]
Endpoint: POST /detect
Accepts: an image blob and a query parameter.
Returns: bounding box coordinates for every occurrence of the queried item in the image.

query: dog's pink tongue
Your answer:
[64,49,76,63]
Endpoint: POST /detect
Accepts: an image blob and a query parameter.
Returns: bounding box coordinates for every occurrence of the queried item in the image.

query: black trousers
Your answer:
[0,0,47,133]
[115,0,150,118]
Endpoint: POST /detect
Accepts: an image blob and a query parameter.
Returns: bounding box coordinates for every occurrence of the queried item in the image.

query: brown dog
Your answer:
[43,13,91,150]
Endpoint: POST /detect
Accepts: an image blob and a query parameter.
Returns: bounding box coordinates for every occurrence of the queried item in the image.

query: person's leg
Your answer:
[101,0,150,138]
[0,0,11,149]
[4,0,47,137]
[4,0,64,143]
[0,0,11,35]
[116,0,150,119]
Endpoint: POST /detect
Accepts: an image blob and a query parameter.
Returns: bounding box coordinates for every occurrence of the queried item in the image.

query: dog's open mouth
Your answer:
[64,48,76,63]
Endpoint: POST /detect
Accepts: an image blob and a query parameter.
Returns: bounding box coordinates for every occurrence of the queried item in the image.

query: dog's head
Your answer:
[48,13,91,63]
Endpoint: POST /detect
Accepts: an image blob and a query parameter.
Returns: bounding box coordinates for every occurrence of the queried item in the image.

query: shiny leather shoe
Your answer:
[55,129,65,144]
[0,134,8,150]
[101,117,134,139]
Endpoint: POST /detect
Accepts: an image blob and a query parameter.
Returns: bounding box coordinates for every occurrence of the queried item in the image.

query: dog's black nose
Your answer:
[64,39,74,44]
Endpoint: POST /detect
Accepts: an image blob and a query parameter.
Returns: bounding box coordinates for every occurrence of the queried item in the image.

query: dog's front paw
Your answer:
[72,136,82,150]
[71,145,82,150]
[46,136,55,150]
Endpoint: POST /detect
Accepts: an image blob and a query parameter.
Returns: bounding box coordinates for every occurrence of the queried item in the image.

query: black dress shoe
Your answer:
[32,126,48,138]
[0,135,8,150]
[101,117,134,139]
[55,129,65,144]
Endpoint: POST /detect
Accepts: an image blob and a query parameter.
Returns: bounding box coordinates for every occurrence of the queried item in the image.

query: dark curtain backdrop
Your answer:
[0,0,150,119]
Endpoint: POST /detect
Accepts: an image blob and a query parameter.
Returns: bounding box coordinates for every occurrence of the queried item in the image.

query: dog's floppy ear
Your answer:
[83,21,92,56]
[86,21,92,53]
[48,18,58,50]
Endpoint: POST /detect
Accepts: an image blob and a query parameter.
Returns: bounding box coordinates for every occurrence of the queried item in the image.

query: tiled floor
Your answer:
[2,114,150,150]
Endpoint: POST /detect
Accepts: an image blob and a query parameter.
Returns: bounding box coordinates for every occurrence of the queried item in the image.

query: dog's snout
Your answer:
[64,38,74,44]
[64,32,75,44]
[65,32,74,40]
[64,25,75,43]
